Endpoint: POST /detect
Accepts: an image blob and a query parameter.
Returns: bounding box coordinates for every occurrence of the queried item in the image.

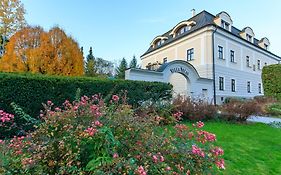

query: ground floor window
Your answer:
[231,79,236,92]
[258,83,262,94]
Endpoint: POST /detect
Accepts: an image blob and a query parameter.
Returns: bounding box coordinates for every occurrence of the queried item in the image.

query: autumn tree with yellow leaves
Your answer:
[0,26,84,76]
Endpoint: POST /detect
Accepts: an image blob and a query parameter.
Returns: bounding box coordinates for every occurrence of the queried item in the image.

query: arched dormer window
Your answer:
[176,26,189,36]
[240,27,255,43]
[214,11,233,32]
[258,37,270,50]
[150,36,168,48]
[169,21,196,38]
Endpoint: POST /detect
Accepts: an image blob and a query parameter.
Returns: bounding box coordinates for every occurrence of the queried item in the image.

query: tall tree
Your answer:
[0,0,26,55]
[129,55,138,68]
[85,47,96,76]
[115,58,128,79]
[0,26,84,76]
[95,57,114,76]
[0,0,26,38]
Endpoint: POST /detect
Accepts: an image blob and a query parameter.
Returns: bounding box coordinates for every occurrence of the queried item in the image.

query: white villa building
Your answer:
[125,10,281,104]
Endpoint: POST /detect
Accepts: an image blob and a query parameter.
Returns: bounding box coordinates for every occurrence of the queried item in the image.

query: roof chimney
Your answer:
[191,9,196,17]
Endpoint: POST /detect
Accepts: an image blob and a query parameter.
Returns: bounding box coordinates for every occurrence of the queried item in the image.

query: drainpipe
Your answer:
[212,26,218,105]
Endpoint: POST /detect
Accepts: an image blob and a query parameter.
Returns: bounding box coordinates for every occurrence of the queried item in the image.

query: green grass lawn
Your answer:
[200,122,281,175]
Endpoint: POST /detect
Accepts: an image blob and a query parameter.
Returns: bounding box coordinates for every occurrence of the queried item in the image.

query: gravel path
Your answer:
[247,116,281,124]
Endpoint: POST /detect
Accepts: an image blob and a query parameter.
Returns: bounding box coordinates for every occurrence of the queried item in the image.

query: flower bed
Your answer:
[0,95,224,174]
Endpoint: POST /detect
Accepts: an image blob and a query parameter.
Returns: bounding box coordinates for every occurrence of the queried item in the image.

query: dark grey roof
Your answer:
[141,10,281,59]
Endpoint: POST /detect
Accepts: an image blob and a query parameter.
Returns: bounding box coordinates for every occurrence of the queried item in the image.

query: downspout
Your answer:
[212,26,218,105]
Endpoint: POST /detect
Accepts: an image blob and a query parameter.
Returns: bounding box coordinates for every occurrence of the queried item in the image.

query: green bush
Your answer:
[266,103,281,116]
[0,95,225,174]
[262,64,281,101]
[0,73,172,118]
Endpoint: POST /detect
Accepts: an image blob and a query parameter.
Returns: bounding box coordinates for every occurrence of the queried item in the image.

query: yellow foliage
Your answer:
[0,26,84,76]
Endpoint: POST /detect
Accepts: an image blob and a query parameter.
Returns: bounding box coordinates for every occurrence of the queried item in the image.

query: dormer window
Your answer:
[264,44,268,50]
[258,37,270,50]
[176,26,189,36]
[150,36,168,48]
[246,34,252,42]
[240,27,255,43]
[214,11,233,32]
[221,20,230,31]
[156,40,164,47]
[169,21,196,38]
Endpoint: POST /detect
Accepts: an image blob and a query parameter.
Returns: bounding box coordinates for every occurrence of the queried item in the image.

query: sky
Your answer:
[21,0,281,64]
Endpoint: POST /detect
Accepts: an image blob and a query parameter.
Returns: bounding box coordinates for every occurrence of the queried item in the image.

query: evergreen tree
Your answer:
[85,47,96,76]
[115,58,128,79]
[129,55,138,68]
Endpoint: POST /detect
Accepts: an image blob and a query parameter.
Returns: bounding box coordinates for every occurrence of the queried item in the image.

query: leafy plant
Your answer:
[0,72,172,118]
[0,94,225,174]
[220,98,262,122]
[266,103,281,116]
[172,95,218,121]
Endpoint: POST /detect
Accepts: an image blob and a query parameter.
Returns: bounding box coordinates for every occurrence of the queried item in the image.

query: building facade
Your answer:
[126,10,281,104]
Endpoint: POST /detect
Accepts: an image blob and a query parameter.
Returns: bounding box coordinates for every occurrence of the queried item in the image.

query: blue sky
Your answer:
[22,0,281,64]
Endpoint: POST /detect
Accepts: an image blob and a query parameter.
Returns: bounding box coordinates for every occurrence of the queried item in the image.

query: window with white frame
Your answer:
[257,60,261,70]
[246,34,252,42]
[230,50,235,62]
[247,81,251,93]
[246,56,250,67]
[231,79,236,92]
[176,26,188,36]
[218,46,224,59]
[187,48,194,61]
[219,77,224,91]
[221,20,230,31]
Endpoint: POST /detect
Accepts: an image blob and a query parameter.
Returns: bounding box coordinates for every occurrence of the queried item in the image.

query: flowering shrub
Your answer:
[173,96,218,121]
[0,95,225,174]
[0,103,39,139]
[220,98,263,122]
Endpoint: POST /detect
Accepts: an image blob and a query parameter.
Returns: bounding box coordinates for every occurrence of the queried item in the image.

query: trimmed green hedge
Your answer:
[262,64,281,101]
[0,73,172,117]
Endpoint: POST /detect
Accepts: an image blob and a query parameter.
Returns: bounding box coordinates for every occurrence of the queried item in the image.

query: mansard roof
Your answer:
[141,10,281,60]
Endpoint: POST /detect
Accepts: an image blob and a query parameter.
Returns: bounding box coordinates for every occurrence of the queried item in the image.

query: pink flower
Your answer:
[85,127,98,136]
[173,111,183,121]
[215,159,225,169]
[73,106,79,111]
[0,140,4,144]
[136,166,147,175]
[0,110,14,123]
[152,155,158,163]
[192,145,205,157]
[160,155,165,162]
[211,147,224,156]
[112,95,119,102]
[205,132,216,142]
[94,120,103,127]
[54,107,61,112]
[197,121,204,128]
[113,153,119,158]
[47,100,53,106]
[166,166,171,171]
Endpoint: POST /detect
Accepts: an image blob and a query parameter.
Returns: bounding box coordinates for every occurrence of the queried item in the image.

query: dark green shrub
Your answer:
[0,73,172,118]
[262,64,281,101]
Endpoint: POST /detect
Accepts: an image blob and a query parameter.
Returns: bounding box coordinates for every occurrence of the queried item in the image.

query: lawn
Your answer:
[199,122,281,175]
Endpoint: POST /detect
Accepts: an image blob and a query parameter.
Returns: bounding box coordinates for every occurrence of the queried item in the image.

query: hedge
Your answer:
[0,73,172,117]
[262,64,281,101]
